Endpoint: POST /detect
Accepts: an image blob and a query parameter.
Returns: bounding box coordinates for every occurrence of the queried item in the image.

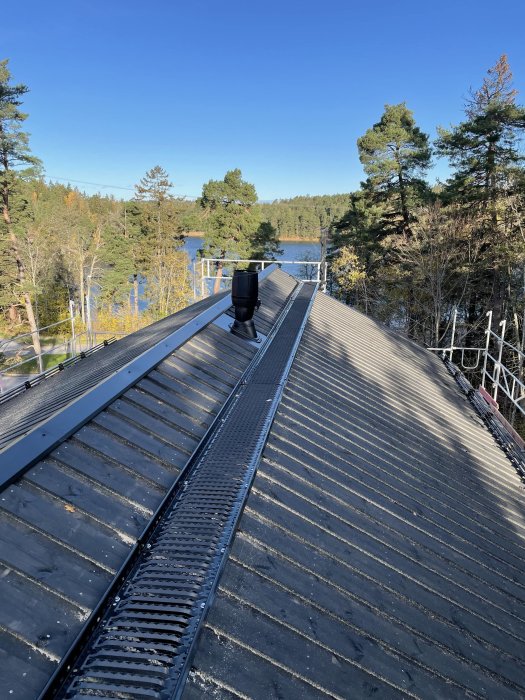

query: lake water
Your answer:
[184,237,321,286]
[137,237,322,304]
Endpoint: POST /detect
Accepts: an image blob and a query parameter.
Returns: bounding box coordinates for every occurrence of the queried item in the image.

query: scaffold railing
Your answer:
[429,308,525,417]
[199,257,327,296]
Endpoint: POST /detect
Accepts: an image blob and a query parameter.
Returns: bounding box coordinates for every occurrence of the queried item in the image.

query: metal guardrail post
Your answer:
[321,260,328,292]
[430,308,525,421]
[481,310,492,389]
[493,319,507,401]
[86,284,93,350]
[449,307,457,360]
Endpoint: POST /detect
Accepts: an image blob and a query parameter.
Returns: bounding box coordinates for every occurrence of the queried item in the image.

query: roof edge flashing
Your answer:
[442,355,525,480]
[0,264,278,489]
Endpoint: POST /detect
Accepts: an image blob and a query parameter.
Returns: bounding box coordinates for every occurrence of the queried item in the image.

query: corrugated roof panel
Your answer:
[0,629,55,696]
[0,270,295,699]
[185,292,525,699]
[44,282,314,699]
[0,293,230,449]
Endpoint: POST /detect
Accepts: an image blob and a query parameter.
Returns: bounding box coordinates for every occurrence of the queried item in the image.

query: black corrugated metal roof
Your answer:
[2,269,525,699]
[0,268,297,699]
[184,292,525,699]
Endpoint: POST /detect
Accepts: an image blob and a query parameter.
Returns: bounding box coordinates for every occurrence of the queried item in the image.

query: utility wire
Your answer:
[46,176,349,207]
[47,176,134,191]
[46,176,199,200]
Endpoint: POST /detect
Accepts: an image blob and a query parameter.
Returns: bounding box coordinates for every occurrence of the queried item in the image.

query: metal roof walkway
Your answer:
[0,267,299,699]
[44,282,317,699]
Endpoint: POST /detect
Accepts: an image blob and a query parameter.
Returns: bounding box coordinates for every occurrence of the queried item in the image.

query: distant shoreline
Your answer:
[185,232,319,243]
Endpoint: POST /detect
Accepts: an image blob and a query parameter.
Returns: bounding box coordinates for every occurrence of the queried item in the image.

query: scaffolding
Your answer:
[429,309,525,417]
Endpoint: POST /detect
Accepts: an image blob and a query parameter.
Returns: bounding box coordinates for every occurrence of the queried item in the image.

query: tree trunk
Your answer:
[407,286,417,339]
[491,264,507,330]
[213,260,224,294]
[79,269,85,323]
[486,142,498,229]
[8,305,19,323]
[2,198,42,362]
[434,304,441,347]
[133,275,139,318]
[24,290,43,372]
[395,151,412,240]
[398,170,411,239]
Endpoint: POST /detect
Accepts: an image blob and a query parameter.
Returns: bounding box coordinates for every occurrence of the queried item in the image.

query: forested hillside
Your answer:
[0,53,341,343]
[257,195,349,240]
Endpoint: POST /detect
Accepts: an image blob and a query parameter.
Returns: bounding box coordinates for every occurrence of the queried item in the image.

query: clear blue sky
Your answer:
[4,0,525,200]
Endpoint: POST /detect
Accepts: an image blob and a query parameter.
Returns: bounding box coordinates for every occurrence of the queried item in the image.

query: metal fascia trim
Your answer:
[0,265,277,489]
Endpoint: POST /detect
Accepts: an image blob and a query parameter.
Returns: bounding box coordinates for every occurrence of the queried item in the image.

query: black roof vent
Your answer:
[231,269,259,340]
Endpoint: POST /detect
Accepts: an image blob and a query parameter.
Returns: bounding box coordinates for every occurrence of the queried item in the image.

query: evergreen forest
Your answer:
[1,55,525,361]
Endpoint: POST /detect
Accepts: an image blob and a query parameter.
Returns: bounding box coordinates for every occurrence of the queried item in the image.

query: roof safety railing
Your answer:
[199,257,327,296]
[0,300,128,398]
[429,308,525,418]
[0,337,117,405]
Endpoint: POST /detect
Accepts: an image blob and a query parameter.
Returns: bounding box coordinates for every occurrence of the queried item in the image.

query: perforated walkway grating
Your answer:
[46,283,317,699]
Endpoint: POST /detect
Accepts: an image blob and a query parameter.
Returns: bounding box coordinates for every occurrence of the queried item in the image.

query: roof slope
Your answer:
[0,269,296,452]
[184,292,525,699]
[0,293,228,450]
[0,268,297,699]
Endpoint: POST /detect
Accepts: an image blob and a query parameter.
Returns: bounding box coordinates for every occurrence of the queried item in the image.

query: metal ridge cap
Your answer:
[0,265,276,490]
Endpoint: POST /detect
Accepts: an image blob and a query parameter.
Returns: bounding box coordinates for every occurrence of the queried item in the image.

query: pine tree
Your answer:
[135,165,174,240]
[200,169,260,292]
[438,55,525,218]
[357,103,432,240]
[352,105,432,335]
[437,55,525,322]
[0,59,42,357]
[134,166,190,316]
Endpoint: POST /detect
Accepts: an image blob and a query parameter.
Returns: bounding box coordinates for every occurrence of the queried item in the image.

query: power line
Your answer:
[46,176,200,200]
[45,176,349,207]
[47,176,134,191]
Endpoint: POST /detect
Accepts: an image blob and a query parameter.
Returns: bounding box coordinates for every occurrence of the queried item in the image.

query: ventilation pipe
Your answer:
[230,269,260,340]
